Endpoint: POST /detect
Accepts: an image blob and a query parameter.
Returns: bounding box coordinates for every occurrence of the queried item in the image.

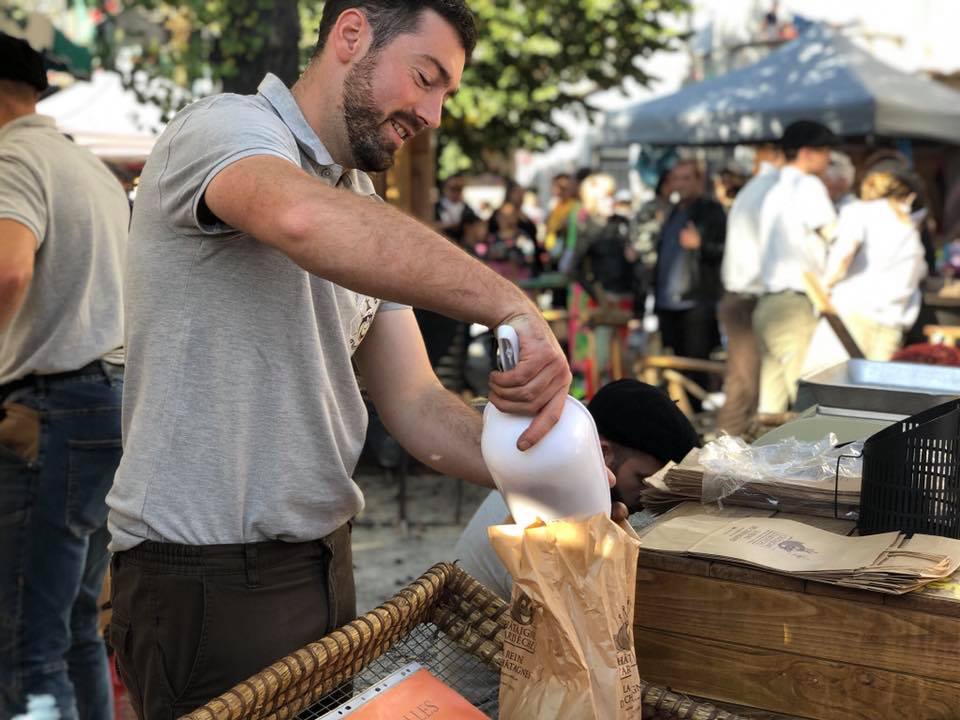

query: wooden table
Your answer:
[632,505,960,720]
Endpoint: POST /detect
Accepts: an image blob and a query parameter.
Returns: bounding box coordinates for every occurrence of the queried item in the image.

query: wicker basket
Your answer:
[182,563,745,720]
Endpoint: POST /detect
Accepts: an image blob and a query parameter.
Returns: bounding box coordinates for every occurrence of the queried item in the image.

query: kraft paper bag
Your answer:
[488,513,642,719]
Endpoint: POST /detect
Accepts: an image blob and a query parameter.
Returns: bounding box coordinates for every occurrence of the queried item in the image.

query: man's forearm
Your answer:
[289,195,528,327]
[0,279,30,330]
[206,156,535,329]
[382,382,494,489]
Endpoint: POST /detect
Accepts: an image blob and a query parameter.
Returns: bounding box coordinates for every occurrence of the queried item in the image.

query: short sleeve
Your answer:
[826,202,865,276]
[152,95,301,234]
[799,175,837,232]
[0,155,45,248]
[378,301,410,312]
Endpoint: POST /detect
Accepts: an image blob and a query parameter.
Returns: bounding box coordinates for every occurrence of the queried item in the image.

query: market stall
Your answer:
[600,24,960,147]
[633,505,960,720]
[630,365,960,719]
[36,69,163,164]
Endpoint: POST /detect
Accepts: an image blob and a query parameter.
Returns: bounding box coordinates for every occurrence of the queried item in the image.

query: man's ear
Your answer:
[331,8,371,63]
[600,438,614,467]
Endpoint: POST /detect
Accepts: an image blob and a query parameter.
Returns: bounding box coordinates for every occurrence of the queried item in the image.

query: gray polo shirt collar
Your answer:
[0,113,56,141]
[256,73,376,196]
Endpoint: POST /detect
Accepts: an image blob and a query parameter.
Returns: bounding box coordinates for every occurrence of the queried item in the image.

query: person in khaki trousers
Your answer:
[753,121,839,413]
[716,147,782,436]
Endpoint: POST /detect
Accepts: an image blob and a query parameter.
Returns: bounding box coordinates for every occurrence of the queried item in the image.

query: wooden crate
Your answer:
[634,513,960,720]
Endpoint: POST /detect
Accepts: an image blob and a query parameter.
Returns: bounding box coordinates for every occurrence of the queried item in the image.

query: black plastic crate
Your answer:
[859,399,960,537]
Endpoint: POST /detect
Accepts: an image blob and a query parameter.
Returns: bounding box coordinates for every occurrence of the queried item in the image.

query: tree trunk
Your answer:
[222,0,301,94]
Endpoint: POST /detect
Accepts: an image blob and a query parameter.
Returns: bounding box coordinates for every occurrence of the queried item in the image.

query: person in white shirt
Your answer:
[824,169,927,360]
[716,146,783,436]
[753,120,839,413]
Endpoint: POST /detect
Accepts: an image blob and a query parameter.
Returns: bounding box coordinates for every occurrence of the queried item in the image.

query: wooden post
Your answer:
[380,130,436,222]
[802,272,864,359]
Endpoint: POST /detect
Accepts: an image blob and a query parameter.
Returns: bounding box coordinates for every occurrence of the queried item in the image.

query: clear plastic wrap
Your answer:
[698,434,862,519]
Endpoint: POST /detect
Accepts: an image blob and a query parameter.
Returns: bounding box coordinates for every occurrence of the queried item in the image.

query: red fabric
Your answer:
[891,343,960,366]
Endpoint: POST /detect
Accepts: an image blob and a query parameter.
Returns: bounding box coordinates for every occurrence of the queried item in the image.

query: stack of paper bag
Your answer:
[641,447,860,519]
[640,514,960,594]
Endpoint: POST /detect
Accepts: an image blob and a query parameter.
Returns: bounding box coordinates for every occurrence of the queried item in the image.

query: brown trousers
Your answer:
[716,292,761,436]
[109,524,355,719]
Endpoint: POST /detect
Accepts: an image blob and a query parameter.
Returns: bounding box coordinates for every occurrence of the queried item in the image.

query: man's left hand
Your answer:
[487,311,572,450]
[606,466,629,522]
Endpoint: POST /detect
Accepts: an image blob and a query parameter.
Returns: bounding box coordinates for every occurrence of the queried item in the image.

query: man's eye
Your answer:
[417,71,431,88]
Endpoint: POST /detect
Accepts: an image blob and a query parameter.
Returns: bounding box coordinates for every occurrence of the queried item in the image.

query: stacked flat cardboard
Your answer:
[640,514,960,594]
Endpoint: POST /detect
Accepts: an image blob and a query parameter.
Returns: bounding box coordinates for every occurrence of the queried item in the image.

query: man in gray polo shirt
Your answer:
[106,2,575,716]
[0,33,129,720]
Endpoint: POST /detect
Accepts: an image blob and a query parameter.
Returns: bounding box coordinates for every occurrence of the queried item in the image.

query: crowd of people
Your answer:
[436,121,934,436]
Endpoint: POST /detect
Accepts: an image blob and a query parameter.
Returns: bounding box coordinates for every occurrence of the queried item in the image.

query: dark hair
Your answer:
[588,379,699,465]
[780,119,840,159]
[0,32,48,92]
[314,1,477,61]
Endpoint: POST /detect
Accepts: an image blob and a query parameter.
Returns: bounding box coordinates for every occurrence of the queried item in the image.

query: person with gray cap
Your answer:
[454,379,700,601]
[753,120,840,413]
[0,32,129,720]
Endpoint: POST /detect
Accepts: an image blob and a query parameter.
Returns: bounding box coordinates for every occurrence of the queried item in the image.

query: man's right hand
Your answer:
[487,311,572,451]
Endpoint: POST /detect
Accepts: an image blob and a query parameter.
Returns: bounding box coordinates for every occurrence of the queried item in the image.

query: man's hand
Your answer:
[605,466,629,522]
[679,221,701,250]
[487,311,572,451]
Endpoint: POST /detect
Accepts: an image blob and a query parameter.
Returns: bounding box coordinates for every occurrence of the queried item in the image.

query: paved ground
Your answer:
[351,459,491,612]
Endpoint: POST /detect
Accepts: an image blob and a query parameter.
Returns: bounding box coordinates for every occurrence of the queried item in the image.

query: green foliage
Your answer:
[442,0,690,175]
[99,0,689,175]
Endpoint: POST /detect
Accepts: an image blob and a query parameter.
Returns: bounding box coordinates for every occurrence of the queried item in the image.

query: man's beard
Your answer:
[342,53,421,172]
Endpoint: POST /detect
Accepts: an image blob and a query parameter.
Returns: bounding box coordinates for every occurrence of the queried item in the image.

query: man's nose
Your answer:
[417,94,445,130]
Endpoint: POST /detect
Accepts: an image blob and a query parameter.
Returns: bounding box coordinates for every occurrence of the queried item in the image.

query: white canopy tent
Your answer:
[37,70,164,163]
[601,25,960,147]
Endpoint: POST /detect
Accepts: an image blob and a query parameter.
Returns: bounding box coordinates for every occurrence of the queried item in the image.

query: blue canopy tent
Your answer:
[601,25,960,147]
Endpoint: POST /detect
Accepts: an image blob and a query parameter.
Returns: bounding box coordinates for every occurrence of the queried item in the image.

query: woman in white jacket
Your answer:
[824,169,927,360]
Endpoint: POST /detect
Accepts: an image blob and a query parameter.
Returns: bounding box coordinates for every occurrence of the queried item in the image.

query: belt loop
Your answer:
[244,545,261,589]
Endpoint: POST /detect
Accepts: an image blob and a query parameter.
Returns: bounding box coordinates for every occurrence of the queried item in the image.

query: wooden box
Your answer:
[633,510,960,720]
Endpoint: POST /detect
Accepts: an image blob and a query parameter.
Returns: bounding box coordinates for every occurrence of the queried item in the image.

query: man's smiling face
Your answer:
[341,9,464,172]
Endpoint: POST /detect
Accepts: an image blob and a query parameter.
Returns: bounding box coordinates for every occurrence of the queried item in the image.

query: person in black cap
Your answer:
[753,119,840,413]
[0,31,128,720]
[453,379,699,600]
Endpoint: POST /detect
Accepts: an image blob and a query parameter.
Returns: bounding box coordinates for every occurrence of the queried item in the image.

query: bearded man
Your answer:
[106,2,575,716]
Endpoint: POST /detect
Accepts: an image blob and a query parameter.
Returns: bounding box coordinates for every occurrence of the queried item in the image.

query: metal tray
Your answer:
[798,359,960,416]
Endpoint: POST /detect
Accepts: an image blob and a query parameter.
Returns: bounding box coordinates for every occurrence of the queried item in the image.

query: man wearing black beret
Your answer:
[454,379,700,600]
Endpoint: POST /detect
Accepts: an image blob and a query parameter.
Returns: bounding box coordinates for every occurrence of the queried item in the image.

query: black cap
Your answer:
[780,120,840,152]
[0,33,48,92]
[587,379,700,464]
